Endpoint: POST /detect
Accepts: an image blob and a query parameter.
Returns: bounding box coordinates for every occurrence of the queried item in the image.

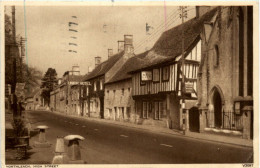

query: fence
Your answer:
[206,111,243,131]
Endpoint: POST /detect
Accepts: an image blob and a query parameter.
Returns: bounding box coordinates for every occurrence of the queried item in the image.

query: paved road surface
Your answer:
[27,110,253,164]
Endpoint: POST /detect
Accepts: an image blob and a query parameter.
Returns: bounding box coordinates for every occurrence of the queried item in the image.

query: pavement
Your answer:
[52,110,253,148]
[5,110,254,164]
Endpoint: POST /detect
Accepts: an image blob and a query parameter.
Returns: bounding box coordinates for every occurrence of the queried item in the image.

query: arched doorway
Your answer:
[212,90,222,128]
[189,107,200,132]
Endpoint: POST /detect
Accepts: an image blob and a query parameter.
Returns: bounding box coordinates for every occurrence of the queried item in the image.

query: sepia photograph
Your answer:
[1,1,258,167]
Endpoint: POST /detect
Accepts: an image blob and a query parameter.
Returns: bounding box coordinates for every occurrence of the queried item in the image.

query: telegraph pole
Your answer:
[179,6,187,134]
[11,6,18,118]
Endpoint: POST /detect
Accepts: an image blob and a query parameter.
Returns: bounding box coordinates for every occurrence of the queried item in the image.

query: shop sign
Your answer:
[141,71,152,81]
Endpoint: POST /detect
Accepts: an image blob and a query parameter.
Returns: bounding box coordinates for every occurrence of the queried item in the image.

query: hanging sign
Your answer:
[185,82,194,93]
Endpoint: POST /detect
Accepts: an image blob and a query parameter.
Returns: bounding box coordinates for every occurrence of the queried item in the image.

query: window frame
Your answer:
[152,68,160,83]
[161,66,170,82]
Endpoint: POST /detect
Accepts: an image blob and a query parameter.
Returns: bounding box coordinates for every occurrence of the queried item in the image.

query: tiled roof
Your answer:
[84,51,124,81]
[68,75,84,82]
[106,8,218,84]
[129,7,218,73]
[106,51,149,84]
[25,88,41,99]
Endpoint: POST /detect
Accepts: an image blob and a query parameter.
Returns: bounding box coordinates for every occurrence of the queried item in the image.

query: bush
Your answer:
[11,118,27,137]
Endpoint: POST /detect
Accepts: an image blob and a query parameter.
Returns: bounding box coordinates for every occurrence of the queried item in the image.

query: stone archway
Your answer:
[209,86,225,128]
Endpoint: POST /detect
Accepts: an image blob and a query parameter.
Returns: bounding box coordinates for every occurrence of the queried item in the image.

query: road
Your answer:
[26,110,253,164]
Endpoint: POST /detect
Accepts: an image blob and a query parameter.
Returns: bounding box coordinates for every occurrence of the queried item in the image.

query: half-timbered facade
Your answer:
[129,8,217,130]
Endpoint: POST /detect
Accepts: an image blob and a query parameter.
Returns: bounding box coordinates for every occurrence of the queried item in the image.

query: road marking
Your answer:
[82,125,86,128]
[160,144,173,148]
[94,129,98,131]
[120,135,128,138]
[75,124,79,126]
[64,121,67,122]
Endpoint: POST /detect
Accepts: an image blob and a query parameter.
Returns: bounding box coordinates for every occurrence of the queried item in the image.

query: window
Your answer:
[94,81,97,91]
[213,45,219,67]
[86,87,89,96]
[154,101,160,120]
[36,98,38,102]
[100,80,103,90]
[122,88,124,96]
[153,68,160,82]
[162,66,170,81]
[142,101,148,119]
[81,88,84,97]
[128,88,130,92]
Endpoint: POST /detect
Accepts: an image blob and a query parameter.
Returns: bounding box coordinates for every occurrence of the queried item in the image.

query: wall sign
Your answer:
[141,71,152,81]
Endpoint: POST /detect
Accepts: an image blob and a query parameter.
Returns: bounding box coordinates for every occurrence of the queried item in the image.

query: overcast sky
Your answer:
[5,5,195,77]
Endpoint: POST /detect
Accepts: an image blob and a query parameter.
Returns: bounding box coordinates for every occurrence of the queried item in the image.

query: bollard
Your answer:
[64,135,85,164]
[52,136,69,164]
[34,125,51,148]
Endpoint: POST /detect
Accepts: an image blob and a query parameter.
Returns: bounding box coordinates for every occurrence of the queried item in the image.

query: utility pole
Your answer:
[11,6,18,118]
[179,6,187,134]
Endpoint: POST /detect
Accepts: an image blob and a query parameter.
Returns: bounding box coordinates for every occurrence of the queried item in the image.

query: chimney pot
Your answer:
[124,35,134,54]
[118,40,124,53]
[108,49,113,59]
[95,56,101,67]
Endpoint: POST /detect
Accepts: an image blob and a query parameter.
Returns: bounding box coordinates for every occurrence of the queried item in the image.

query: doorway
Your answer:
[189,107,200,132]
[213,90,222,128]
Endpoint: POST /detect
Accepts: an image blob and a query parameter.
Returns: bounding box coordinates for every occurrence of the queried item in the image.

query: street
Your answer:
[24,110,253,164]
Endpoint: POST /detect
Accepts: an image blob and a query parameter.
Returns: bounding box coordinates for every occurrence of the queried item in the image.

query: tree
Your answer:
[41,68,58,106]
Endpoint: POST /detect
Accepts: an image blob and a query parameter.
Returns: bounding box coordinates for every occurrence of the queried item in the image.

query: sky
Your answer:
[5,5,195,77]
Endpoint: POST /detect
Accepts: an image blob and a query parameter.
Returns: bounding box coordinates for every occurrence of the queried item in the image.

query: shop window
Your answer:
[142,101,148,119]
[153,68,160,82]
[154,101,160,120]
[126,107,131,119]
[162,66,170,81]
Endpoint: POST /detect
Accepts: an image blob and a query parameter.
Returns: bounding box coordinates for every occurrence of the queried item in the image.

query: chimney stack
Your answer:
[108,49,113,59]
[95,56,101,67]
[118,40,124,52]
[72,65,80,75]
[124,35,134,54]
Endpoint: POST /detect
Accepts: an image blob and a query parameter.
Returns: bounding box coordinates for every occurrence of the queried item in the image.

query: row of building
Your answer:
[50,6,253,139]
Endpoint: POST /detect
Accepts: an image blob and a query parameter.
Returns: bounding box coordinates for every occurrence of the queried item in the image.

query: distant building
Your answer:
[197,6,253,139]
[104,35,136,122]
[83,35,134,119]
[50,65,85,116]
[25,88,44,110]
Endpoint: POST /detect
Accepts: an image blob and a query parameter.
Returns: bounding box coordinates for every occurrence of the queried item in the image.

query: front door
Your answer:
[189,107,200,132]
[100,96,104,119]
[213,91,222,128]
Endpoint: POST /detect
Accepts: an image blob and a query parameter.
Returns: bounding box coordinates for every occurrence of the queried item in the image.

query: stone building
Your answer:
[197,6,253,139]
[50,65,85,116]
[103,37,139,122]
[83,35,134,119]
